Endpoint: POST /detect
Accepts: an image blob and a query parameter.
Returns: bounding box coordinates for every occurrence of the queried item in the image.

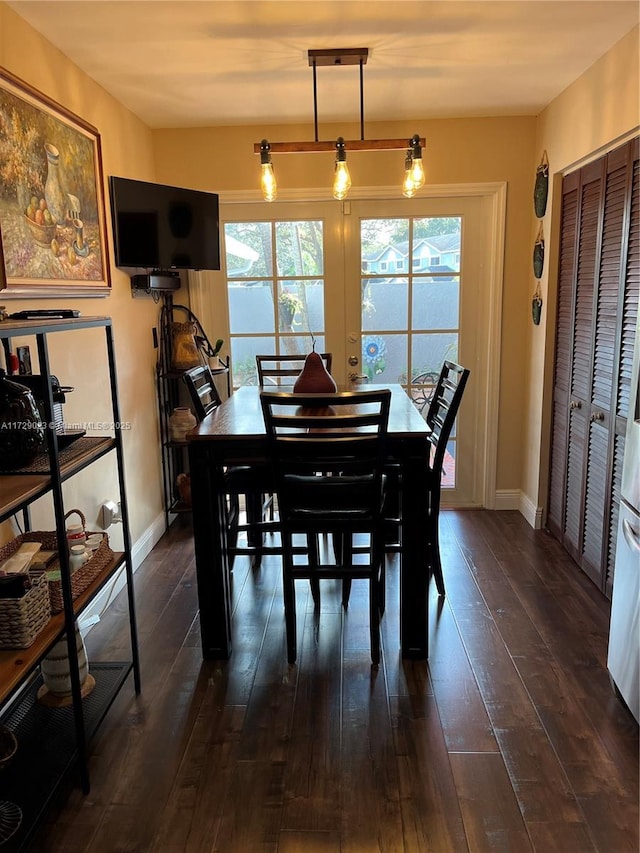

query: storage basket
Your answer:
[47,531,113,614]
[49,509,113,613]
[0,566,50,650]
[0,518,113,615]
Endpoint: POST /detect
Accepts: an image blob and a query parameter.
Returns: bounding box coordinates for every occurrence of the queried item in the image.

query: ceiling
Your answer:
[7,1,639,130]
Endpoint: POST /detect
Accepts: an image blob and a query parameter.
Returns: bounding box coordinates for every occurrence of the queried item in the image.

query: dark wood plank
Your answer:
[26,511,638,853]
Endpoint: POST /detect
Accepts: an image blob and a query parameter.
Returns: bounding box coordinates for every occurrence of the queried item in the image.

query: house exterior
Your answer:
[362,235,460,275]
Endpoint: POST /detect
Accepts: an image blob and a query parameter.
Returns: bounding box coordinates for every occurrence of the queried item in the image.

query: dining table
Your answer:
[187,383,431,660]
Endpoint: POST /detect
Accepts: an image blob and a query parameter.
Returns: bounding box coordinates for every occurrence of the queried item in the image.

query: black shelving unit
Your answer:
[0,316,141,851]
[156,296,229,529]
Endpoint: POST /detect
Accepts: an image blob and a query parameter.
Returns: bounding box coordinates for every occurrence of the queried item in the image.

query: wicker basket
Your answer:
[0,567,50,650]
[0,519,113,615]
[48,532,113,614]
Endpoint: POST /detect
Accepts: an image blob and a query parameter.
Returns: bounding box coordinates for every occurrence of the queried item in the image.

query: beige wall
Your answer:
[0,4,164,548]
[154,116,536,495]
[525,26,639,522]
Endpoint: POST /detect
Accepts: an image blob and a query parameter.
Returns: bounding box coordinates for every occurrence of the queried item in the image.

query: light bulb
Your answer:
[408,134,425,190]
[259,139,277,202]
[333,160,351,200]
[261,162,277,202]
[403,153,416,198]
[332,137,351,200]
[409,156,425,190]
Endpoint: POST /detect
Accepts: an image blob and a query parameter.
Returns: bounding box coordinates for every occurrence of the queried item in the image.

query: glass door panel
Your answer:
[225,219,327,386]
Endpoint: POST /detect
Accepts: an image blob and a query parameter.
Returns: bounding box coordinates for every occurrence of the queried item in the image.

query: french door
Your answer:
[206,193,496,507]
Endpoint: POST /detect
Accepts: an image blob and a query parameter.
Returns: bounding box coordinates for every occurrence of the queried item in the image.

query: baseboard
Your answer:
[519,493,543,529]
[491,489,543,529]
[493,489,521,510]
[79,512,167,633]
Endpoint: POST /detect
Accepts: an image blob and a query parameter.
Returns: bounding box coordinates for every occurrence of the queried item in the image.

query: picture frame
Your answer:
[0,67,111,297]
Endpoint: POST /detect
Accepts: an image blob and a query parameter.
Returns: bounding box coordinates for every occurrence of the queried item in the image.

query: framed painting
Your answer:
[0,67,111,297]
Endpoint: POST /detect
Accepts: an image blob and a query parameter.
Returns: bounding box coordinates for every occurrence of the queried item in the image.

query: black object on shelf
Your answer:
[9,310,80,320]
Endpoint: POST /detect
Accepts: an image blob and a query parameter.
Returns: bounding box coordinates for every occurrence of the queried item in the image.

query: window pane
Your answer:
[361,333,407,384]
[228,281,274,334]
[362,278,408,331]
[361,218,409,275]
[231,336,274,387]
[277,279,324,334]
[276,221,324,276]
[413,217,461,273]
[412,276,460,330]
[411,333,458,378]
[224,222,271,278]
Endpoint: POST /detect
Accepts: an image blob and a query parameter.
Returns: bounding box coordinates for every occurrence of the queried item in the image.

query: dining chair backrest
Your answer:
[425,361,470,474]
[260,388,391,666]
[260,389,390,523]
[182,364,222,421]
[256,353,333,387]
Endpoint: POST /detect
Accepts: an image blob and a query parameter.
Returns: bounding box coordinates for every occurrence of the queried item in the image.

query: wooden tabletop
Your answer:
[189,384,430,442]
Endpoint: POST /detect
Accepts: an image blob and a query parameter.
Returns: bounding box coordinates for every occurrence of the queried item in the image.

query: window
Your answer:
[224,220,325,387]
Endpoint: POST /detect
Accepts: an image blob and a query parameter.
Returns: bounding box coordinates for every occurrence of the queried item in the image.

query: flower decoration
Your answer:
[362,335,387,379]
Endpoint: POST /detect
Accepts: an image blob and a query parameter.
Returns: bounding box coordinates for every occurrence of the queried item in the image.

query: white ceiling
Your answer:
[7,1,639,130]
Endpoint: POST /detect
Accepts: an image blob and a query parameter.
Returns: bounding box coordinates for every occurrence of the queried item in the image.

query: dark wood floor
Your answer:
[33,510,638,852]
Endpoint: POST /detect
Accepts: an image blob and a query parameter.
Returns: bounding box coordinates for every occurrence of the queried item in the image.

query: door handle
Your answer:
[622,518,640,553]
[590,411,605,422]
[570,400,581,410]
[349,372,369,383]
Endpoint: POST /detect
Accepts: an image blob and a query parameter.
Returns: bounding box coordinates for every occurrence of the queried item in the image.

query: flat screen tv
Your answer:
[109,176,220,271]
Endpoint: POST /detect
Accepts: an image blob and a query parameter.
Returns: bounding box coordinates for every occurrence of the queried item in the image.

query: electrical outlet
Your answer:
[101,500,122,528]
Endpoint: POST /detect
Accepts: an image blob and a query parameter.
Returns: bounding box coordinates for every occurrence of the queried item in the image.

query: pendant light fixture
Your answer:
[259,139,277,201]
[332,137,351,200]
[402,135,426,198]
[255,49,425,201]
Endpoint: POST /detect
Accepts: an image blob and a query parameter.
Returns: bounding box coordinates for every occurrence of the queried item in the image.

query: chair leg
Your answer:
[308,534,321,608]
[283,544,297,664]
[429,489,445,596]
[246,491,264,568]
[226,494,240,571]
[378,559,386,616]
[369,574,380,666]
[341,578,352,609]
[341,535,353,609]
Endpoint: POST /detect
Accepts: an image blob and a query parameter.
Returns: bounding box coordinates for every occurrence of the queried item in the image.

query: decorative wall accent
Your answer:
[533,222,545,279]
[0,68,111,296]
[534,150,549,218]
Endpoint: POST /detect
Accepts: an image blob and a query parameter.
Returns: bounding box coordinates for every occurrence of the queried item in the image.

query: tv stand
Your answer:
[131,271,181,293]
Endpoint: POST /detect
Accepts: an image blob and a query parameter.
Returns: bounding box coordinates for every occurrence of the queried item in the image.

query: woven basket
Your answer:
[0,522,114,615]
[0,566,50,650]
[48,532,113,614]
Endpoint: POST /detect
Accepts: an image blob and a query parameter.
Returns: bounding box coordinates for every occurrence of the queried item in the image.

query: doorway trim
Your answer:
[191,182,506,509]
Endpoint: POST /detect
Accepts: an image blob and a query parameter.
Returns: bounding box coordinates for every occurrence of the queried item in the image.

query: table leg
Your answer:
[400,452,429,658]
[189,444,232,658]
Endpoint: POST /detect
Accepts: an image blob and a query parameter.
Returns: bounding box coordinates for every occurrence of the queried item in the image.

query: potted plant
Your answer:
[278,288,304,330]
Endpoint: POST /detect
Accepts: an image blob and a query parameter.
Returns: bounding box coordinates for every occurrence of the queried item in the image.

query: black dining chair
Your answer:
[423,360,470,596]
[183,364,273,568]
[256,353,333,387]
[260,388,391,666]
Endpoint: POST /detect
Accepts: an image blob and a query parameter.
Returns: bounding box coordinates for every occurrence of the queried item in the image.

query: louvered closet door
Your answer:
[548,137,639,597]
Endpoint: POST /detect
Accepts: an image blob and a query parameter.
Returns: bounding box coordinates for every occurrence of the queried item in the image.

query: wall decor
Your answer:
[532,283,543,325]
[0,67,111,296]
[533,222,545,279]
[534,150,549,218]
